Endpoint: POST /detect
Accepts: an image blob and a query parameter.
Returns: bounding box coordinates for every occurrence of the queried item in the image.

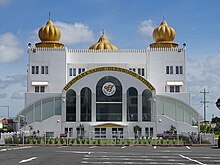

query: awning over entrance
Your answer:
[91,123,128,127]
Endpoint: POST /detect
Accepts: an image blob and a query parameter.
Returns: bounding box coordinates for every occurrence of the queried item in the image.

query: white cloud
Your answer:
[0,74,26,89]
[54,21,94,45]
[138,19,155,37]
[0,33,24,63]
[11,90,25,99]
[187,55,220,119]
[0,92,7,98]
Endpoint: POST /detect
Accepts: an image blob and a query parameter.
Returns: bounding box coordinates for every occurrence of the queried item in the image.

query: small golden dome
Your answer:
[35,17,64,48]
[38,19,61,42]
[150,19,178,48]
[89,34,118,50]
[153,20,176,42]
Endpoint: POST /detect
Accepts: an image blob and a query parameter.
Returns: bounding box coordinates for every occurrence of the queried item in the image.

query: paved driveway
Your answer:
[0,145,220,164]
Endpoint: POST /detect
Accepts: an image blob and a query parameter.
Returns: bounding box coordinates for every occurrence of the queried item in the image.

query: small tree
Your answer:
[133,125,141,139]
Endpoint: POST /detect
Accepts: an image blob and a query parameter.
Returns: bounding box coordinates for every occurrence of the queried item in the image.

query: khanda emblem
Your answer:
[102,82,116,96]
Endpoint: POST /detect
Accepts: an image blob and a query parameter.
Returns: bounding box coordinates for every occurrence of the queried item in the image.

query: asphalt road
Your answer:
[0,145,220,165]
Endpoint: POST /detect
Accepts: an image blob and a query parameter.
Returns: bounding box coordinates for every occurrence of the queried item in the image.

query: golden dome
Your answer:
[35,18,64,48]
[150,19,178,48]
[89,34,118,50]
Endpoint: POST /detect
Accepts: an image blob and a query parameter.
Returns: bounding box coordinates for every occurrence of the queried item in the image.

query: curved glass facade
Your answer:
[15,96,61,128]
[156,95,200,125]
[96,76,122,121]
[142,89,152,121]
[66,89,76,122]
[127,87,138,121]
[80,87,92,122]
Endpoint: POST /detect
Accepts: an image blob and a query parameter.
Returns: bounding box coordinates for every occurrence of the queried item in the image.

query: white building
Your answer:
[15,18,201,139]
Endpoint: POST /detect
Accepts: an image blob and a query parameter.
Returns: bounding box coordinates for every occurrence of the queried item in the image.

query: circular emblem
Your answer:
[102,82,116,96]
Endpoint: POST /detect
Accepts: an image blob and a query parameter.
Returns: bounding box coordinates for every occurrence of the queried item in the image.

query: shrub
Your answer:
[70,138,75,144]
[26,138,30,144]
[138,139,141,144]
[37,138,41,144]
[60,138,64,144]
[5,137,12,144]
[33,139,36,144]
[54,137,59,144]
[12,136,20,144]
[49,138,53,144]
[81,138,85,144]
[92,140,96,145]
[86,139,90,144]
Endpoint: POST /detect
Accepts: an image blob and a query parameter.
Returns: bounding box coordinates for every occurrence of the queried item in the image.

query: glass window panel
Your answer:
[32,66,35,74]
[164,98,176,120]
[55,98,61,115]
[141,68,145,76]
[35,86,39,93]
[170,86,174,93]
[35,101,41,122]
[180,66,183,74]
[69,68,72,76]
[45,66,48,74]
[127,87,138,122]
[150,127,153,137]
[81,87,92,122]
[73,68,76,76]
[166,66,169,74]
[26,110,33,125]
[138,68,141,75]
[175,86,180,92]
[66,89,76,122]
[96,103,122,121]
[25,105,33,124]
[36,66,39,74]
[42,98,54,121]
[176,102,184,122]
[142,89,152,121]
[176,66,179,74]
[78,68,82,74]
[40,86,45,93]
[170,66,173,74]
[41,66,44,74]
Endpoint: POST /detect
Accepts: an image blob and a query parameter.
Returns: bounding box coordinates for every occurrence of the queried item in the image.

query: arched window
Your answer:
[96,76,122,121]
[127,87,138,121]
[80,87,92,122]
[66,89,76,122]
[142,89,152,121]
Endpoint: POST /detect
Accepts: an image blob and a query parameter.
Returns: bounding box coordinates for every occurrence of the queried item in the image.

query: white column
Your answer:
[138,94,142,122]
[122,93,126,122]
[92,93,96,122]
[76,94,80,122]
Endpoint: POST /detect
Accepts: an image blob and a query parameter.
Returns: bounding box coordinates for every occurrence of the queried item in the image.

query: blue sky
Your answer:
[0,0,219,120]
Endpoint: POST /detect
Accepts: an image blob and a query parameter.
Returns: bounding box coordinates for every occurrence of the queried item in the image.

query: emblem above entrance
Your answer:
[102,82,116,96]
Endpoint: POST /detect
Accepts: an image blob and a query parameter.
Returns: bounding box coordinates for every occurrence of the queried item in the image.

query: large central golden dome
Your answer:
[35,17,64,48]
[150,19,178,48]
[89,33,118,50]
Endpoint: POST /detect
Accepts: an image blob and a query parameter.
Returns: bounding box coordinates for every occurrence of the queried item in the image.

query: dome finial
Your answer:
[102,29,105,35]
[49,12,51,20]
[163,16,165,21]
